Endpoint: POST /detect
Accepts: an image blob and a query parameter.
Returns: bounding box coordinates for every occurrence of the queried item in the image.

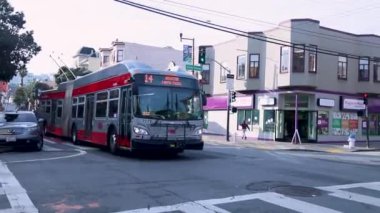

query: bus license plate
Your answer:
[6,136,16,142]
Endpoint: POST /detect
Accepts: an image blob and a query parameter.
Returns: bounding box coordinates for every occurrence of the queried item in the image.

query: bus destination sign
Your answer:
[135,74,197,88]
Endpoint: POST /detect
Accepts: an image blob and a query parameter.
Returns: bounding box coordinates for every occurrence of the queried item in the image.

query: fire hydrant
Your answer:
[347,132,356,149]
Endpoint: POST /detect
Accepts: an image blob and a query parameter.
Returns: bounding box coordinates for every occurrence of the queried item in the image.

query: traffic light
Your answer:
[231,91,236,102]
[198,46,206,64]
[363,93,368,105]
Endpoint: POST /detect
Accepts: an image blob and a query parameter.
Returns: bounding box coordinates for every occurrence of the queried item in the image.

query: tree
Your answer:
[0,0,41,82]
[18,68,28,86]
[13,86,28,109]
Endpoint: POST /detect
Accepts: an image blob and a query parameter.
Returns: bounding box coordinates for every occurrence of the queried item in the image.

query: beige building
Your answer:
[99,39,184,70]
[202,19,380,143]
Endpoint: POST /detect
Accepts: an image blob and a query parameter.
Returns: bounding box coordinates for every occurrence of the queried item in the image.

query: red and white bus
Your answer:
[37,61,205,154]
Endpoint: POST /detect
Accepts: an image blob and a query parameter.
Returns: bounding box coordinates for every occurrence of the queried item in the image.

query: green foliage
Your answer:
[13,86,28,107]
[0,0,41,82]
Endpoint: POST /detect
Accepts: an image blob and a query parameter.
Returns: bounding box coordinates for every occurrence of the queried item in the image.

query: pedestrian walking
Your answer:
[240,120,250,140]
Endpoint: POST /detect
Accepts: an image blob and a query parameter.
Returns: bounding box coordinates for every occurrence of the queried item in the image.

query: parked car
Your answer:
[0,111,44,151]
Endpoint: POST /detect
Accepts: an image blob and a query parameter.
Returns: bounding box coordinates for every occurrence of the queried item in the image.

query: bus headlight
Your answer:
[133,126,149,135]
[193,128,202,135]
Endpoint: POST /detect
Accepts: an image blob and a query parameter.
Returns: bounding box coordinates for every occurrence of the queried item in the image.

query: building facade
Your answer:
[202,19,380,143]
[99,39,184,70]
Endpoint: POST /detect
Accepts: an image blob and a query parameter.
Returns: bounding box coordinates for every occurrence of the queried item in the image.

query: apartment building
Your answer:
[202,19,380,143]
[99,39,184,70]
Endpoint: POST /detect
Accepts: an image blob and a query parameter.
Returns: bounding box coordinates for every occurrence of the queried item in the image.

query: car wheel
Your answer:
[33,136,44,151]
[71,126,80,145]
[108,129,119,155]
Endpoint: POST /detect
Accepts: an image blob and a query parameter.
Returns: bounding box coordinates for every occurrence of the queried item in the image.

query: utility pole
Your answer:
[226,74,234,141]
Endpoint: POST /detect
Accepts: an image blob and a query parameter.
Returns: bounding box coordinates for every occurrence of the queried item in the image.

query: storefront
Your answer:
[204,92,380,143]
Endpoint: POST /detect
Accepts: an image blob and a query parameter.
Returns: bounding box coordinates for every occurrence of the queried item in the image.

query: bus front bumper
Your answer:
[131,139,203,151]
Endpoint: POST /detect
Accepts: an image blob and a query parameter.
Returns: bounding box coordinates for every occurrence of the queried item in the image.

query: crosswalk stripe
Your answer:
[318,182,380,208]
[0,162,38,213]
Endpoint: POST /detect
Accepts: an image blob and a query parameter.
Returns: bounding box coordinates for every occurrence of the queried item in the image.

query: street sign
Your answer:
[226,74,234,90]
[185,64,203,71]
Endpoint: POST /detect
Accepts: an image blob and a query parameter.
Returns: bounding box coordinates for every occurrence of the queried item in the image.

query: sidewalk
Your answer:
[203,134,380,155]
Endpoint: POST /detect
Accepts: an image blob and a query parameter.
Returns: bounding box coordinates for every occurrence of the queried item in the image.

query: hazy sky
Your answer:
[8,0,380,75]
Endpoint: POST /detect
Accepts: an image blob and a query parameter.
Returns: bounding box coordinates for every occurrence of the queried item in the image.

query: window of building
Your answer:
[237,109,260,130]
[108,89,119,118]
[249,54,259,78]
[103,55,109,64]
[338,56,347,80]
[117,50,124,62]
[280,46,290,73]
[359,57,369,81]
[237,55,246,79]
[362,114,380,136]
[308,45,317,73]
[220,66,226,83]
[284,94,309,108]
[293,44,305,72]
[96,92,108,118]
[201,64,210,84]
[374,59,380,82]
[263,110,275,132]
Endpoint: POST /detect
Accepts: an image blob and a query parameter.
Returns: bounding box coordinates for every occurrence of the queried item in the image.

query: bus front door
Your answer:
[85,94,95,139]
[120,88,132,139]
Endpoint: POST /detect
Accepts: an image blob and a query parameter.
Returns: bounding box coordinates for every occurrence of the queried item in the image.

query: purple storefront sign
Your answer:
[203,96,227,110]
[368,99,380,113]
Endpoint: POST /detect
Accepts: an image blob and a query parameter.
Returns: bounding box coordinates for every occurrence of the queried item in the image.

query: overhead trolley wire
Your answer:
[115,0,379,61]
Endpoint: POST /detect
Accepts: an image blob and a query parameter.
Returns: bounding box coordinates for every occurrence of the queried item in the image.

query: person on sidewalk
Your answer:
[240,120,250,140]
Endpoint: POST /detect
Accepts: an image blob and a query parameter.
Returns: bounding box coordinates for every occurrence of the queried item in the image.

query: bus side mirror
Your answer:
[202,93,207,106]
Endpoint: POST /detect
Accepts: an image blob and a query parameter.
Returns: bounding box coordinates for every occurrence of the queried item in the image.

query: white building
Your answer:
[202,19,380,143]
[99,39,184,70]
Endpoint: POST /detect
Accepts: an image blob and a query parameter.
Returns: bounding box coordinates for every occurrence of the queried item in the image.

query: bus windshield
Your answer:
[133,86,202,120]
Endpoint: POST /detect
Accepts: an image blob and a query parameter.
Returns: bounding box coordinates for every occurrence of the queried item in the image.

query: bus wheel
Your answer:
[108,129,119,155]
[71,126,80,145]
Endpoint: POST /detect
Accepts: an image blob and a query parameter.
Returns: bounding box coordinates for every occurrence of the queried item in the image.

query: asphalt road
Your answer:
[0,137,380,213]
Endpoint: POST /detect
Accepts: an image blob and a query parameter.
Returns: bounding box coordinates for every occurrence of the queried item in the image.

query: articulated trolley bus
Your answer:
[37,61,205,154]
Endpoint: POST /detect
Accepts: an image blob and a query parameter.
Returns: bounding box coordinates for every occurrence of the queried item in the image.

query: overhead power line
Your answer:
[114,0,379,61]
[158,0,380,48]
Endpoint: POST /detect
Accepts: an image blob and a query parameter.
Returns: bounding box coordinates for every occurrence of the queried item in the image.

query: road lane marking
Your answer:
[116,192,341,213]
[43,145,62,152]
[318,181,380,207]
[45,139,98,151]
[0,162,38,213]
[6,149,86,164]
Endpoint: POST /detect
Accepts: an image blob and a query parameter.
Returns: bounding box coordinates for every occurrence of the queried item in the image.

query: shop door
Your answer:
[275,110,285,140]
[308,111,317,142]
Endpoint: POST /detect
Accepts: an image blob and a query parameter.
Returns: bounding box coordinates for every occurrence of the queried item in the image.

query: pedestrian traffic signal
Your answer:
[198,46,206,64]
[363,93,368,105]
[231,91,236,102]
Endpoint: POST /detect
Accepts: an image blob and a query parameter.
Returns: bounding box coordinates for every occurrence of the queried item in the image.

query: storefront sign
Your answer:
[340,97,365,110]
[317,98,335,107]
[258,96,276,106]
[232,96,253,108]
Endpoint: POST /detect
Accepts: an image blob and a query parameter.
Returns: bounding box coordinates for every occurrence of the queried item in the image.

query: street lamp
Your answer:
[179,33,195,75]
